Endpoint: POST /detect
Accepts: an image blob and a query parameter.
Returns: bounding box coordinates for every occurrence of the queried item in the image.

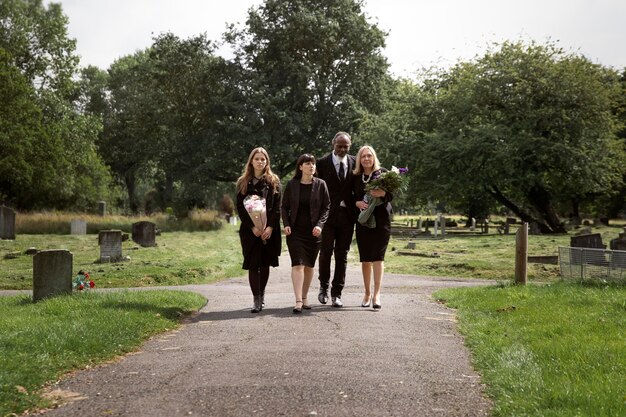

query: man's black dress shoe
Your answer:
[332,296,343,307]
[318,289,328,304]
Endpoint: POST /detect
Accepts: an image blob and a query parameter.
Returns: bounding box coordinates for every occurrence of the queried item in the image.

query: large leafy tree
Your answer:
[411,41,624,233]
[0,0,114,210]
[225,0,389,175]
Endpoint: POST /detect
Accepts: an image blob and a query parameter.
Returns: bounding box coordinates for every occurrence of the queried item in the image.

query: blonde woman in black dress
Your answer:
[236,147,282,313]
[352,146,393,309]
[281,154,330,313]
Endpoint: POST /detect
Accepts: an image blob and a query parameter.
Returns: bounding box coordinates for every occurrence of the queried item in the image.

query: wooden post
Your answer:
[515,222,528,285]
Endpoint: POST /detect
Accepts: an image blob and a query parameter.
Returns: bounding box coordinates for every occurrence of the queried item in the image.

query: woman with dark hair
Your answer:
[236,147,282,313]
[281,154,330,313]
[352,145,393,310]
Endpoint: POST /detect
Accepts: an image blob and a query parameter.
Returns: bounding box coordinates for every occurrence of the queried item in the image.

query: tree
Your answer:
[412,41,624,233]
[0,0,114,210]
[225,0,389,175]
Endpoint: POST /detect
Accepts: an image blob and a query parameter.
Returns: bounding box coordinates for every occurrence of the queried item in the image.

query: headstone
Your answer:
[98,230,123,262]
[609,227,626,251]
[229,215,238,226]
[0,205,16,240]
[433,217,439,237]
[470,217,476,232]
[424,218,429,232]
[406,241,416,250]
[418,217,423,231]
[440,215,446,236]
[570,233,606,249]
[33,250,73,301]
[132,221,156,247]
[506,217,517,225]
[528,222,541,235]
[98,201,106,217]
[503,223,510,235]
[70,219,87,235]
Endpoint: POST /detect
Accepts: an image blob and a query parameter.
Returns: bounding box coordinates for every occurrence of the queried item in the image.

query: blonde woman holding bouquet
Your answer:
[236,147,282,313]
[352,145,393,310]
[281,154,330,314]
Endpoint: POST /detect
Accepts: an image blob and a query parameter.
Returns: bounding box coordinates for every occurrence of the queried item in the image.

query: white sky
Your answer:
[50,0,626,77]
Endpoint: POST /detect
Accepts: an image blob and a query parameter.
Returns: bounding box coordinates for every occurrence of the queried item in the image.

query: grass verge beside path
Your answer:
[0,290,206,417]
[0,226,242,290]
[435,282,626,417]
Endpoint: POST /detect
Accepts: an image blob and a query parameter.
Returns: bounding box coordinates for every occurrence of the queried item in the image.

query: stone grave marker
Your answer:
[98,201,106,216]
[418,217,423,230]
[0,205,16,240]
[609,227,626,251]
[33,250,73,301]
[132,221,157,247]
[98,230,123,262]
[470,217,476,232]
[570,233,606,249]
[70,219,87,235]
[440,215,446,236]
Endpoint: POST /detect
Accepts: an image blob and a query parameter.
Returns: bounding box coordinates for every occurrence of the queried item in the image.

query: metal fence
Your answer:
[559,246,626,282]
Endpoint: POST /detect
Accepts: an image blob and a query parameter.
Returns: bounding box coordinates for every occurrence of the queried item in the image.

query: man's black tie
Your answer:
[338,161,345,181]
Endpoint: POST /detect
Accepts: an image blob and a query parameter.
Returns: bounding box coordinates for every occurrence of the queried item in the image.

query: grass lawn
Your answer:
[435,282,626,417]
[384,219,626,281]
[0,290,206,416]
[0,225,244,290]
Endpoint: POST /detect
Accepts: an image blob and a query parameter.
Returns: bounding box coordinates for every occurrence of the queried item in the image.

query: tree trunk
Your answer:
[485,185,551,233]
[526,184,566,233]
[124,172,138,214]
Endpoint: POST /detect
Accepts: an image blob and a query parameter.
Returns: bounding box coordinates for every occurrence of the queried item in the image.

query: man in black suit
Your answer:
[315,132,356,307]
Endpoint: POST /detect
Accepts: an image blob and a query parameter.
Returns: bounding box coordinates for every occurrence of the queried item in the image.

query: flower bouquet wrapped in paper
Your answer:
[243,194,268,243]
[359,166,409,228]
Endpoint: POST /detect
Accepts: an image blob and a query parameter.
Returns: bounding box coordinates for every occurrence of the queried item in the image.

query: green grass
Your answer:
[0,225,243,289]
[384,218,626,281]
[434,282,626,417]
[0,290,206,416]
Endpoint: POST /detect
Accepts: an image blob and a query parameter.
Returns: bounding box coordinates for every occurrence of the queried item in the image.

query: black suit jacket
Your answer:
[316,153,356,224]
[281,177,330,231]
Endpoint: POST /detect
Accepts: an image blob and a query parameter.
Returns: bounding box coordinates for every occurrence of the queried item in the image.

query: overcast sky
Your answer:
[50,0,626,77]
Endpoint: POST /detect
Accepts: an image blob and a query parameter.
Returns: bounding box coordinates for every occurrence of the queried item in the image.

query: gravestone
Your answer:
[570,233,606,249]
[470,217,476,232]
[98,201,106,216]
[33,250,73,301]
[132,221,156,247]
[98,230,123,262]
[0,206,16,240]
[406,241,416,250]
[440,215,446,236]
[70,219,87,235]
[433,217,439,237]
[609,227,626,251]
[418,217,423,231]
[506,217,517,225]
[229,215,238,226]
[528,222,542,235]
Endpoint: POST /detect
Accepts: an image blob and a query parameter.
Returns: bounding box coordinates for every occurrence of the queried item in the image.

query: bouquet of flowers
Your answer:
[359,166,409,228]
[243,194,267,244]
[73,270,95,291]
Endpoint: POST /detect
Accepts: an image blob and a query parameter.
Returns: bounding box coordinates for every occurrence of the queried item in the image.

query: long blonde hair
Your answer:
[236,147,280,195]
[352,145,381,174]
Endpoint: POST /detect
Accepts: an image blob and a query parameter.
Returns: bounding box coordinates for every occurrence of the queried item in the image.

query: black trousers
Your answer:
[318,207,355,297]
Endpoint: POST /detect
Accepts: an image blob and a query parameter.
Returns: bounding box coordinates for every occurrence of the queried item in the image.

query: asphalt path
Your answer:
[28,253,493,416]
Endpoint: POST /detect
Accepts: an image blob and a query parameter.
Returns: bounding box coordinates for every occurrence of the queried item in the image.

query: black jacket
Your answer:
[315,153,356,224]
[281,177,330,231]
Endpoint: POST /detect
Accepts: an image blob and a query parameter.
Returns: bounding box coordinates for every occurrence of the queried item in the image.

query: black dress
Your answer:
[286,183,320,267]
[236,178,282,269]
[352,169,393,262]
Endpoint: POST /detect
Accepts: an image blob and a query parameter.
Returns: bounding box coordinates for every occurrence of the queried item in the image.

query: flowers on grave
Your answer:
[243,194,267,244]
[359,166,409,228]
[73,270,95,290]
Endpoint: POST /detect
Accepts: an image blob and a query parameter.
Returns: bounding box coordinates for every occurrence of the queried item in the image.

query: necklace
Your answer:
[362,173,373,183]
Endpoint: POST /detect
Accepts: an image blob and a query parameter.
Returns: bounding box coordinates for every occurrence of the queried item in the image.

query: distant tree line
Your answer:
[1,0,625,233]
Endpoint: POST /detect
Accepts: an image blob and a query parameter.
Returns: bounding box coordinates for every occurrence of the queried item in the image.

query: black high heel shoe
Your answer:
[372,296,381,309]
[293,300,303,314]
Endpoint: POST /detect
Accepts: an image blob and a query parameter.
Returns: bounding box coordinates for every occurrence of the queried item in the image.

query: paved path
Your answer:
[32,253,493,416]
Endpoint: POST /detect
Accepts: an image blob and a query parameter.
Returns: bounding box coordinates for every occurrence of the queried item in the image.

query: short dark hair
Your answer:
[294,154,316,179]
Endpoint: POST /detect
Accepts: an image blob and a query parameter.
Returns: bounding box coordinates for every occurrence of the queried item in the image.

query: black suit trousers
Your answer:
[318,207,355,297]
